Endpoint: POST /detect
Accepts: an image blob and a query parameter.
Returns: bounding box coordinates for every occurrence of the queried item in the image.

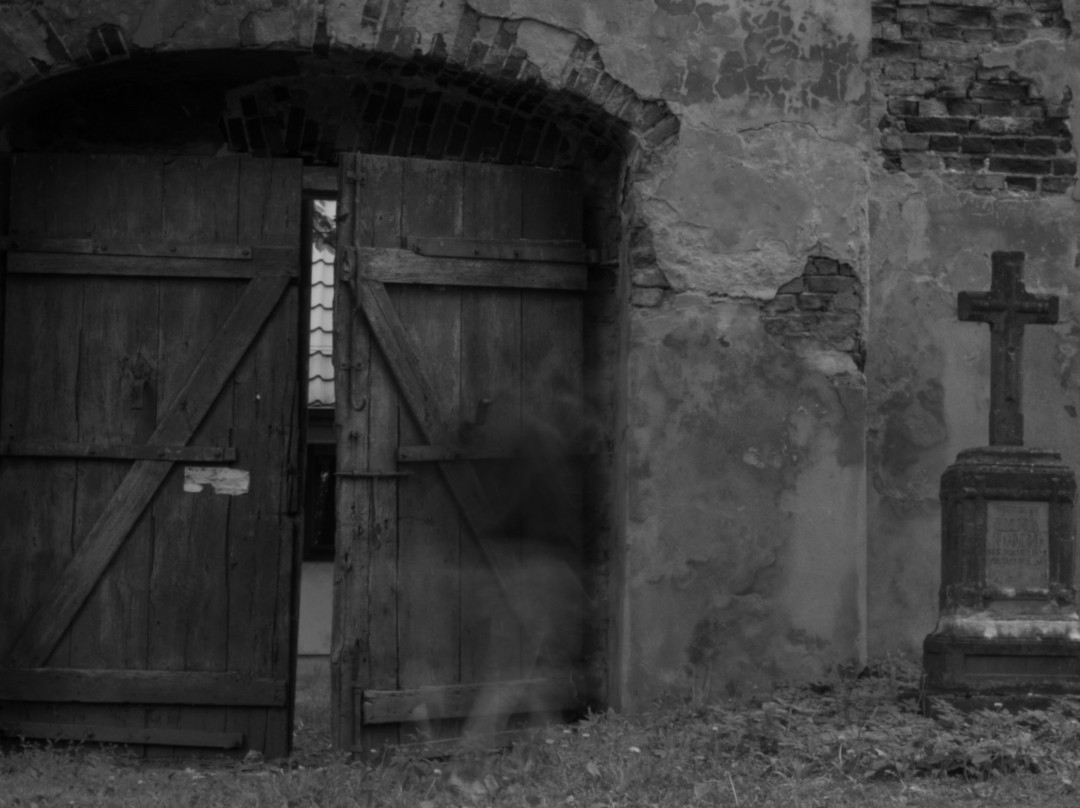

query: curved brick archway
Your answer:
[0,6,678,166]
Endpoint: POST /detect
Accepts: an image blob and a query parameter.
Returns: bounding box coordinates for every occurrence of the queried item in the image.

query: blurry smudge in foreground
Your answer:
[410,377,591,748]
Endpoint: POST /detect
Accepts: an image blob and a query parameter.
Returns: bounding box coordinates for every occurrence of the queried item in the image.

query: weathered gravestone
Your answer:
[923,252,1080,695]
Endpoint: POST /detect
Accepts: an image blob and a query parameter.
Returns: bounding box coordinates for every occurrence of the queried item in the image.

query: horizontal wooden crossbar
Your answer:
[410,237,587,264]
[6,248,298,278]
[0,668,287,706]
[352,247,586,291]
[1,441,237,462]
[397,444,517,463]
[397,445,597,463]
[360,678,577,725]
[0,721,244,749]
[1,236,255,260]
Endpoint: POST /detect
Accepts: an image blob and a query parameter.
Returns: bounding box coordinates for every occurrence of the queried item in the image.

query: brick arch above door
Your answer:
[0,3,678,161]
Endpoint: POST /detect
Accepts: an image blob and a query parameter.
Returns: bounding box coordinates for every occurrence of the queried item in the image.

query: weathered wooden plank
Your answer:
[0,288,81,655]
[460,162,525,685]
[1,441,236,462]
[226,156,302,759]
[0,236,261,260]
[8,249,297,278]
[410,237,586,264]
[394,281,462,692]
[355,247,586,291]
[5,274,290,669]
[0,153,9,458]
[0,156,87,740]
[395,158,465,746]
[67,158,161,730]
[0,721,244,749]
[0,669,287,706]
[361,678,577,724]
[520,288,586,683]
[146,156,240,758]
[331,152,370,752]
[357,153,404,753]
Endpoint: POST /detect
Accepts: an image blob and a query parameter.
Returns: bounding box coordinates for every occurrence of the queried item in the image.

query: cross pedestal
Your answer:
[923,252,1080,702]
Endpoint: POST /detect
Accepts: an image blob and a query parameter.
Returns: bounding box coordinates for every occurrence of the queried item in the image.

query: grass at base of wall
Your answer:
[3,658,1080,807]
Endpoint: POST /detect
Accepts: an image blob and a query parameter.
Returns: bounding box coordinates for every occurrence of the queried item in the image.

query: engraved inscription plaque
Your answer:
[985,500,1049,589]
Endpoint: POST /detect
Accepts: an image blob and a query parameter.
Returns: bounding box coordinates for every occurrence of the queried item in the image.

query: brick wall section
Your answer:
[872,0,1074,194]
[762,258,864,366]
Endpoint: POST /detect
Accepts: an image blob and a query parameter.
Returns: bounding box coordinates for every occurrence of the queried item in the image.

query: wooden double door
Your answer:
[332,154,589,752]
[0,151,589,756]
[0,154,301,757]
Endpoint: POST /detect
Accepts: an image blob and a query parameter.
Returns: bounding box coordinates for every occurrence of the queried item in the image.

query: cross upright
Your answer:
[958,251,1058,446]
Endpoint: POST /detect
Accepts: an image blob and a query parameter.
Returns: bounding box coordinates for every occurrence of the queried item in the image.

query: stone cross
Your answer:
[958,251,1058,446]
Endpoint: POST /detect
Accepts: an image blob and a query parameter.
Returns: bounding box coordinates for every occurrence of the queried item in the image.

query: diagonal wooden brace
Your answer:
[343,248,531,624]
[4,275,292,669]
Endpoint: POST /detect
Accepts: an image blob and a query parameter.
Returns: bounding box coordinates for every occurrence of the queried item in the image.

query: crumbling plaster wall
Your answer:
[457,0,872,701]
[0,0,871,705]
[868,0,1080,658]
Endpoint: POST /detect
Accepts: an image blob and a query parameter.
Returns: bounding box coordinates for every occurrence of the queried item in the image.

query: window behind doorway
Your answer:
[304,197,337,561]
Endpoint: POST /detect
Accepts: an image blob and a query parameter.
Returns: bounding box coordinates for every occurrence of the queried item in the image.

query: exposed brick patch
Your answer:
[762,257,864,367]
[626,217,671,307]
[872,0,1073,195]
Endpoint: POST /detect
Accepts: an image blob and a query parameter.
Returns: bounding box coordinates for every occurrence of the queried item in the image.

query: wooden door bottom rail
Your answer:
[0,721,244,749]
[359,678,579,725]
[357,729,529,758]
[0,668,287,706]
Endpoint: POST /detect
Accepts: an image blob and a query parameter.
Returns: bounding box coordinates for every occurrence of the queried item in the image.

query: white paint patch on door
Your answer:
[183,466,251,496]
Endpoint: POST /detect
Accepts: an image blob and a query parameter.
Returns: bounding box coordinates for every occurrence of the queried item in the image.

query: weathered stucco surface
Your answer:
[867,0,1080,659]
[868,178,1080,656]
[618,0,871,701]
[628,293,865,699]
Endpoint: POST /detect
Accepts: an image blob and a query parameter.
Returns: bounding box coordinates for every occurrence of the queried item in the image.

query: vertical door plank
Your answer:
[364,155,406,750]
[522,167,584,243]
[226,157,302,758]
[0,155,85,734]
[146,157,241,756]
[0,154,8,504]
[67,156,161,745]
[459,163,524,686]
[395,159,463,743]
[332,153,366,750]
[335,154,408,752]
[520,166,586,693]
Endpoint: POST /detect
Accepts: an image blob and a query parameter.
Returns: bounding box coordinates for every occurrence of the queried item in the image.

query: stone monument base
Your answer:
[924,633,1080,695]
[922,446,1080,697]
